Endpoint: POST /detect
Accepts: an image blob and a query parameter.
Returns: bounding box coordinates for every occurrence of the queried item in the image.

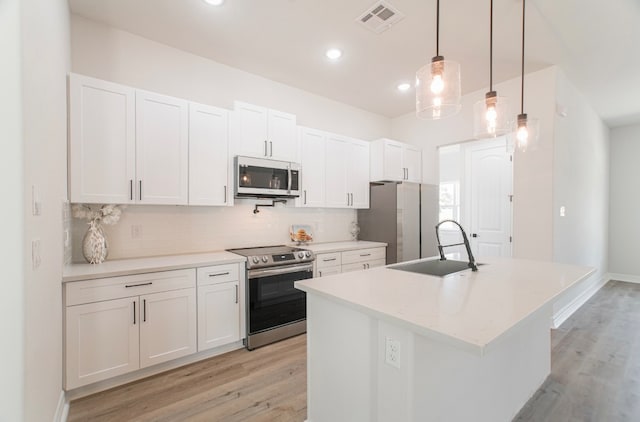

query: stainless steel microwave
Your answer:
[235,156,301,198]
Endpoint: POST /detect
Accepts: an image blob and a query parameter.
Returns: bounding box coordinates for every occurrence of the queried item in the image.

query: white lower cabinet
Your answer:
[65,269,197,389]
[65,297,139,389]
[314,247,386,277]
[197,263,241,352]
[139,289,197,369]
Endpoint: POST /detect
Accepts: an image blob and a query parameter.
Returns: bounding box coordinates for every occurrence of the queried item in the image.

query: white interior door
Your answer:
[466,139,513,258]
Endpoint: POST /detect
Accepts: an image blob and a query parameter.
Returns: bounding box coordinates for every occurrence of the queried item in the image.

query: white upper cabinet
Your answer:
[231,101,297,162]
[188,103,230,206]
[69,74,136,204]
[299,127,326,207]
[135,91,189,205]
[370,138,422,183]
[324,133,370,209]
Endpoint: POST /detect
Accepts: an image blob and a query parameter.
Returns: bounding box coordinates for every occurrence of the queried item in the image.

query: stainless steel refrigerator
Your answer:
[357,182,439,264]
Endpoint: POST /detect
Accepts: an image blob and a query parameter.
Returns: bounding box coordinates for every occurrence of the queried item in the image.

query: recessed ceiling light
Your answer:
[203,0,224,6]
[325,48,343,60]
[397,83,411,92]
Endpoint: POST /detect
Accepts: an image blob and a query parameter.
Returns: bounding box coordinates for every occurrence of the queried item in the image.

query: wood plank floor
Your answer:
[68,280,640,422]
[515,280,640,422]
[67,334,307,422]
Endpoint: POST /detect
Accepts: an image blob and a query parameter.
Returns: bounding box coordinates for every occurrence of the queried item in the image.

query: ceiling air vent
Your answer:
[356,1,405,34]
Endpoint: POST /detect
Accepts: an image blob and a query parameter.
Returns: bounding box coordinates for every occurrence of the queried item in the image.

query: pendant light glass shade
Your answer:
[473,92,510,138]
[473,0,510,139]
[416,58,461,119]
[512,0,539,152]
[415,0,461,120]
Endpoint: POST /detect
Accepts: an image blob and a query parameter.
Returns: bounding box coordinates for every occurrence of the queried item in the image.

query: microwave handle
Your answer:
[287,166,292,193]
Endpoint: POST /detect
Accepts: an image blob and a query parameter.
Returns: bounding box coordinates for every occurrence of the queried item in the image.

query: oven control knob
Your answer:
[298,252,304,258]
[262,256,269,263]
[252,256,259,264]
[305,251,311,258]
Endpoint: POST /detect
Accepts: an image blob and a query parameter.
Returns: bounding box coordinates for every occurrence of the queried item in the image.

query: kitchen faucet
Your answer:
[435,220,478,271]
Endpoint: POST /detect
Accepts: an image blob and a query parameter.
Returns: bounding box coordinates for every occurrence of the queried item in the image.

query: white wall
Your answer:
[608,123,640,277]
[69,15,389,261]
[21,0,70,420]
[0,0,25,419]
[391,67,558,261]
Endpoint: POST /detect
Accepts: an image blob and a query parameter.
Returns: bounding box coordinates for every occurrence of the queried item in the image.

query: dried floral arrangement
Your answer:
[71,204,124,226]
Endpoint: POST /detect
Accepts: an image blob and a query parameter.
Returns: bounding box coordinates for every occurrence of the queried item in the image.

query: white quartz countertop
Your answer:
[298,241,387,254]
[63,251,246,282]
[296,256,594,355]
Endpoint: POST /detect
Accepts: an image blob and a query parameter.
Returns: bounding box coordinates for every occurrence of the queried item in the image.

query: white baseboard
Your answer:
[608,273,640,284]
[552,274,609,329]
[53,390,68,422]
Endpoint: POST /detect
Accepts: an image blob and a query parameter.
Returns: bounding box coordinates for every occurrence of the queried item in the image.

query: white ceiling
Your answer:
[68,0,640,127]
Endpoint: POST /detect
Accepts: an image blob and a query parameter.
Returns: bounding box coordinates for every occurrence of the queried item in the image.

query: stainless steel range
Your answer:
[227,245,314,350]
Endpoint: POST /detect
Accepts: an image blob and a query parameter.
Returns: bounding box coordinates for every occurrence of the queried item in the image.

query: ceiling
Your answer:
[68,0,640,127]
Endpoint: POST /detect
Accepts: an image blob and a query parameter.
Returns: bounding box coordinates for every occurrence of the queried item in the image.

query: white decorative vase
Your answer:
[82,220,108,264]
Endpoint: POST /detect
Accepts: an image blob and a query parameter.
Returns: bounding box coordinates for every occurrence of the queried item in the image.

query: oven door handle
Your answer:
[248,264,313,278]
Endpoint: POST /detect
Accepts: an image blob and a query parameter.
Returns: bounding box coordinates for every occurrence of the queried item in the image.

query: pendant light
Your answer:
[514,0,539,152]
[473,0,510,138]
[416,0,461,120]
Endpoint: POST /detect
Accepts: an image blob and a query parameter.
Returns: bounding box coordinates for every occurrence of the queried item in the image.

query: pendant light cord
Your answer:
[489,0,493,91]
[436,0,440,56]
[520,0,526,114]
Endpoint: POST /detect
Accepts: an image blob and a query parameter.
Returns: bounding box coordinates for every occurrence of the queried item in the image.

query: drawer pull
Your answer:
[360,253,371,257]
[323,258,337,262]
[209,272,230,277]
[125,282,153,288]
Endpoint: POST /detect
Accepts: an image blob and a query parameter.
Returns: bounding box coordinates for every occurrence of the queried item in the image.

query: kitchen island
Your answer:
[295,256,594,422]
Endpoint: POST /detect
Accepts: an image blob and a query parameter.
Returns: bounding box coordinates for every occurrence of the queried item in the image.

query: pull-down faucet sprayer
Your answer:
[435,220,478,271]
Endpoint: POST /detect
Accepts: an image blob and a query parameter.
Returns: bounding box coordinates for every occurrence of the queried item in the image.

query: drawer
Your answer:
[197,263,240,286]
[65,269,196,306]
[316,252,342,269]
[341,247,386,265]
[341,258,386,273]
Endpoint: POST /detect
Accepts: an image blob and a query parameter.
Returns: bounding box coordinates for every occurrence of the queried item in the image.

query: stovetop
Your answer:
[227,245,314,269]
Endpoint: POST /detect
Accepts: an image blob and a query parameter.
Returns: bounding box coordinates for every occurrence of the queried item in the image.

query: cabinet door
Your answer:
[197,281,240,351]
[268,109,297,161]
[232,102,269,158]
[299,127,326,207]
[324,134,350,208]
[65,297,139,389]
[349,140,371,209]
[317,266,342,277]
[189,103,230,206]
[383,140,404,181]
[136,91,189,205]
[69,74,135,204]
[139,288,196,368]
[403,145,422,183]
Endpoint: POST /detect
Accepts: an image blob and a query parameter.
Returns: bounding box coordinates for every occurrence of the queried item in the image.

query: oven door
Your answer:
[247,263,312,335]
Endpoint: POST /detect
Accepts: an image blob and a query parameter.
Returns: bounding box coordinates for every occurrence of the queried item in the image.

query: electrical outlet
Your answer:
[560,206,566,217]
[32,185,42,216]
[385,337,401,369]
[32,239,41,269]
[131,225,142,239]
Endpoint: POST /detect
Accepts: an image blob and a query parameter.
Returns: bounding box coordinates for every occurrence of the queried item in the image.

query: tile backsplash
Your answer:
[70,200,357,263]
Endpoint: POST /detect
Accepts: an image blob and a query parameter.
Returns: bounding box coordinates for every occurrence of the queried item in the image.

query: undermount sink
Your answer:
[389,259,483,277]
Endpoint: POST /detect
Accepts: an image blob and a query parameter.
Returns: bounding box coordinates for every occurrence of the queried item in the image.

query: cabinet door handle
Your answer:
[347,193,350,206]
[139,180,142,201]
[133,301,136,325]
[125,282,153,288]
[323,258,336,262]
[264,140,268,156]
[130,180,133,201]
[143,299,147,322]
[208,272,230,277]
[304,190,307,205]
[235,285,239,304]
[319,271,322,277]
[224,185,227,203]
[367,263,370,269]
[270,141,273,157]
